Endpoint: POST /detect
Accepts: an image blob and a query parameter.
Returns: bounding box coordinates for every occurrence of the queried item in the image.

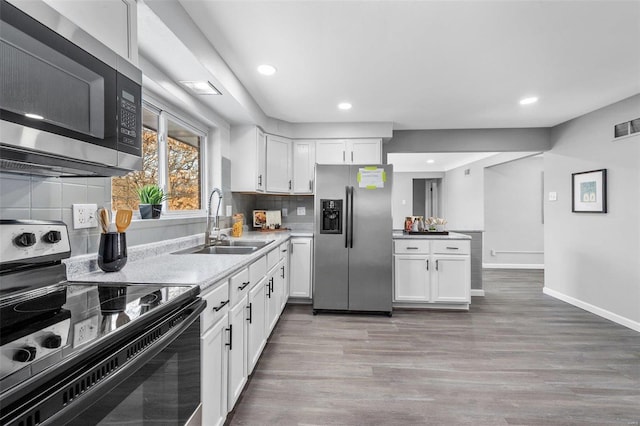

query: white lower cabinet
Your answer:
[247,277,266,374]
[393,239,470,309]
[289,238,312,298]
[200,280,230,426]
[201,315,228,426]
[200,240,296,420]
[227,294,247,411]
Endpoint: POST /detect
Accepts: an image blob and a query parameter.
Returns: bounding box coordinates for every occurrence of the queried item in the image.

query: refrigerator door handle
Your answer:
[345,185,350,248]
[349,186,354,248]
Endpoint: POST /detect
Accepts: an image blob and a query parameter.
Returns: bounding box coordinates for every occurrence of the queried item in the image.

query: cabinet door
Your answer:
[247,278,266,374]
[432,256,470,303]
[292,140,316,193]
[227,296,247,411]
[201,316,228,426]
[394,255,430,302]
[256,129,266,192]
[349,139,381,164]
[315,140,347,164]
[280,242,290,311]
[266,135,292,193]
[289,238,312,298]
[265,274,279,335]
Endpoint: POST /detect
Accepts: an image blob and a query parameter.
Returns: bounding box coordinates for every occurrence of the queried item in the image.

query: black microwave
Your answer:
[0,0,142,177]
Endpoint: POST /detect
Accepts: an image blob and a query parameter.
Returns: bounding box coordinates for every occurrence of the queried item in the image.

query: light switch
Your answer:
[548,192,557,201]
[297,207,306,216]
[226,205,232,216]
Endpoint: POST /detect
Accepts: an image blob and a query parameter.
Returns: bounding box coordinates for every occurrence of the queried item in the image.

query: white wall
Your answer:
[442,152,541,231]
[544,94,640,332]
[484,155,544,268]
[392,172,444,228]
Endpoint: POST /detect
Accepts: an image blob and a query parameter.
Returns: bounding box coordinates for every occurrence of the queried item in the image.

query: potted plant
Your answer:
[136,184,168,219]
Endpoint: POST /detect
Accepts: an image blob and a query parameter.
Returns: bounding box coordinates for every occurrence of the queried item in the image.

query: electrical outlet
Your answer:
[72,204,98,229]
[297,207,306,216]
[226,205,232,216]
[548,192,557,201]
[282,208,288,217]
[73,316,98,347]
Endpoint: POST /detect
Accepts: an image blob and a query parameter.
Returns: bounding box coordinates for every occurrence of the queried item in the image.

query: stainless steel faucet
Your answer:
[205,188,223,245]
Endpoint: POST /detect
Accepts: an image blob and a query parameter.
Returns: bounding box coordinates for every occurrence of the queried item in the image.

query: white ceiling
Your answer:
[170,0,640,130]
[388,152,499,172]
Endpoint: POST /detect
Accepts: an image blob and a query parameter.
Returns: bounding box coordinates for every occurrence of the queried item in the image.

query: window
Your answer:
[112,103,204,213]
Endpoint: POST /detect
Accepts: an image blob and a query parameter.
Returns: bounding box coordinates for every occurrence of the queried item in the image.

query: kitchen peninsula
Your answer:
[393,231,471,310]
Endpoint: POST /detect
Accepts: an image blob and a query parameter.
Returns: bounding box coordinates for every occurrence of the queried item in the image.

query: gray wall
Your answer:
[544,94,640,330]
[392,172,444,228]
[484,155,544,267]
[385,128,550,157]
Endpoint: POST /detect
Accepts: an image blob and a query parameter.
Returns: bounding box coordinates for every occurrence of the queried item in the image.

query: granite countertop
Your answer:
[66,231,301,292]
[392,230,472,240]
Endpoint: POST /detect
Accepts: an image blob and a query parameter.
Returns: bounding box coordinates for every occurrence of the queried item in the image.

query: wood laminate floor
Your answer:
[226,270,640,426]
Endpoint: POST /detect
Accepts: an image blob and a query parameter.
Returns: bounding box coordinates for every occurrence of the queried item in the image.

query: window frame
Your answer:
[115,99,208,218]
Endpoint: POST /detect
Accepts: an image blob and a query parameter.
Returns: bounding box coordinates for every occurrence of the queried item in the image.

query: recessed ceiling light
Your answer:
[179,81,221,95]
[519,96,538,105]
[257,64,277,76]
[426,159,435,164]
[25,113,44,120]
[338,102,352,110]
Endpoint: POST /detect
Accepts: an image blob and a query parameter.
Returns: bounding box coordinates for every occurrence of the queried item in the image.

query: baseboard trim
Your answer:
[483,263,544,270]
[470,289,485,297]
[543,287,640,333]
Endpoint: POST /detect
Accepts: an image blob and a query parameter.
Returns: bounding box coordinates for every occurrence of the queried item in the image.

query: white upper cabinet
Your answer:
[315,139,382,164]
[43,0,138,64]
[292,140,316,194]
[265,135,292,193]
[231,126,267,192]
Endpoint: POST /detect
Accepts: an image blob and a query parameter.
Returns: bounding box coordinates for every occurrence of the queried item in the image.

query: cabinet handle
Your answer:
[426,259,429,270]
[406,247,419,250]
[446,247,459,250]
[238,281,251,290]
[309,180,312,191]
[351,151,354,162]
[289,180,292,190]
[281,265,285,279]
[258,174,262,186]
[343,151,346,162]
[225,324,233,351]
[246,302,252,324]
[270,277,274,293]
[436,260,439,271]
[266,280,272,298]
[213,300,229,312]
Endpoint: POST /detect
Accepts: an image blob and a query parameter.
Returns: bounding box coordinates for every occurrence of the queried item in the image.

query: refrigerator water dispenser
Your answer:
[320,199,342,234]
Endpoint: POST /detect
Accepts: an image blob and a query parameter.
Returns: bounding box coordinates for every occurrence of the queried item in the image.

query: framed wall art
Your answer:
[572,169,607,213]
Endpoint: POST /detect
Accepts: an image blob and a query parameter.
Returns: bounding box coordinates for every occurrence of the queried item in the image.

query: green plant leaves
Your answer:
[136,184,168,204]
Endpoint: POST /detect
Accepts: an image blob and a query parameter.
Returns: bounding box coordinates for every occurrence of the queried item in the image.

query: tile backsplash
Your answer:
[231,193,314,229]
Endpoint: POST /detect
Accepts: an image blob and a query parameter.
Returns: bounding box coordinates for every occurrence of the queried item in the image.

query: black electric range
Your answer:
[0,220,203,425]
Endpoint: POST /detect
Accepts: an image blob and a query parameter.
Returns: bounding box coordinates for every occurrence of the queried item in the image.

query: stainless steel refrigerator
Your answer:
[313,164,393,315]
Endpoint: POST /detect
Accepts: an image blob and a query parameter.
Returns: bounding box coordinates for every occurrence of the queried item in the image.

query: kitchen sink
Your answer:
[172,239,274,255]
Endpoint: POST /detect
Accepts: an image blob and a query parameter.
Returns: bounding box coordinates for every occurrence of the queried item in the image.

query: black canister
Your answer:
[98,232,127,272]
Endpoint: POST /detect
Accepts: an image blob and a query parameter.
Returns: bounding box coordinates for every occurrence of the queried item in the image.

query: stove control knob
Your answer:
[13,346,37,363]
[42,334,63,349]
[15,232,37,247]
[44,230,62,244]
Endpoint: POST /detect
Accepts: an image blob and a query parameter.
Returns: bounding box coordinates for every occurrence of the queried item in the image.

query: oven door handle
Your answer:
[42,298,206,426]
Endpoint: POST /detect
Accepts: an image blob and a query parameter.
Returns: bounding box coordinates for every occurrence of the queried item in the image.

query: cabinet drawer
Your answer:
[394,239,430,254]
[249,255,267,283]
[432,240,470,255]
[202,280,230,331]
[229,267,251,307]
[266,247,280,271]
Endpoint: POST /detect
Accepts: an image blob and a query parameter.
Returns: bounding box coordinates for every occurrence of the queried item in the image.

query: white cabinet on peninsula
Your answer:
[393,237,470,310]
[231,126,267,192]
[315,139,381,164]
